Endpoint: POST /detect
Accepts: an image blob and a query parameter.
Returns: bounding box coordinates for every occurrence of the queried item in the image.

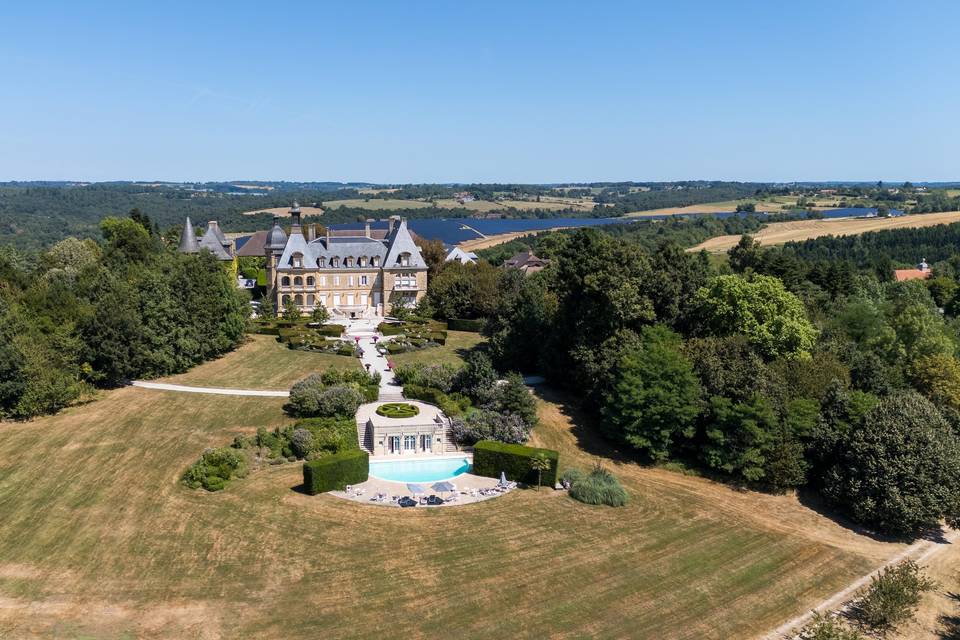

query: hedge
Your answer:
[303,449,369,495]
[448,318,486,332]
[316,324,344,337]
[473,440,559,487]
[378,322,406,336]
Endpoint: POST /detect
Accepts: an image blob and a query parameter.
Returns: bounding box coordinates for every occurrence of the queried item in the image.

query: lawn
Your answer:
[161,334,359,389]
[0,347,908,638]
[388,330,485,368]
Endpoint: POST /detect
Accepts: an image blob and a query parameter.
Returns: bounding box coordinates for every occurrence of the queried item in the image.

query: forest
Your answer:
[0,210,249,418]
[424,221,960,539]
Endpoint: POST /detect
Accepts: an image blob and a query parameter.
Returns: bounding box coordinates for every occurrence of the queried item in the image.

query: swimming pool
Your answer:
[369,457,471,483]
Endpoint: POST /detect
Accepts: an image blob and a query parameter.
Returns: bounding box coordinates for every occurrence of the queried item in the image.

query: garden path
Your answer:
[130,381,289,397]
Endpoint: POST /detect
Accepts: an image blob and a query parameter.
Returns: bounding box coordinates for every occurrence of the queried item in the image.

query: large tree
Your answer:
[822,392,960,536]
[601,325,702,461]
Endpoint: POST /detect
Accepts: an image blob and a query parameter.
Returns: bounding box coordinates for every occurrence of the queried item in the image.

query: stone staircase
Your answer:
[356,419,373,453]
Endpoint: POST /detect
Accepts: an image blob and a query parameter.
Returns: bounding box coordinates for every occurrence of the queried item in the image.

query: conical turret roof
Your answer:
[178,217,199,253]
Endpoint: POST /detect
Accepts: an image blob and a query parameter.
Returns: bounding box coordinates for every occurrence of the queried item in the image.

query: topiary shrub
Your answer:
[448,318,486,332]
[303,449,369,495]
[568,464,628,507]
[376,402,420,418]
[473,440,558,487]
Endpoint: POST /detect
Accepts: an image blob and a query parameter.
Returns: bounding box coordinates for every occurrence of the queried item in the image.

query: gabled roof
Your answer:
[178,217,199,253]
[236,230,269,257]
[383,219,427,269]
[445,247,478,263]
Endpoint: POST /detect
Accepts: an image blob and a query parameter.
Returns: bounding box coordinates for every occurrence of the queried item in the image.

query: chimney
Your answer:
[326,225,331,245]
[289,201,302,234]
[306,224,315,242]
[365,219,372,238]
[388,215,400,235]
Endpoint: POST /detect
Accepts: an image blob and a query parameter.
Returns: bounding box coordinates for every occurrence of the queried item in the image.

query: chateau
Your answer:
[180,203,428,318]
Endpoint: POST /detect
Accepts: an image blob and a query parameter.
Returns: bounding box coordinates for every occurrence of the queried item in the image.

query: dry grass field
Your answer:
[241,205,326,217]
[0,332,917,639]
[689,210,960,253]
[160,335,359,389]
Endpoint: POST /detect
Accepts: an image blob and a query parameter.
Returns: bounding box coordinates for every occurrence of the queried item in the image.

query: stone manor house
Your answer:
[179,203,428,318]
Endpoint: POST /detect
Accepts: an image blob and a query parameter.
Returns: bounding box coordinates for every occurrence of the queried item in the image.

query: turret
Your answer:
[290,201,302,234]
[178,217,199,253]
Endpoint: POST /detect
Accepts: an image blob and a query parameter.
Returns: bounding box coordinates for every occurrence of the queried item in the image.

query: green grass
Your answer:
[0,351,905,638]
[387,330,484,368]
[161,334,359,388]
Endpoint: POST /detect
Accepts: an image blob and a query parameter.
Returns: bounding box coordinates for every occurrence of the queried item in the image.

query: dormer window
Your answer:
[345,257,354,268]
[292,252,303,269]
[372,256,380,267]
[358,257,367,267]
[318,257,326,268]
[331,257,340,268]
[398,252,411,267]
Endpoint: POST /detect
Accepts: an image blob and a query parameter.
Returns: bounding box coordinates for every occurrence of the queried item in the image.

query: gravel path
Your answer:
[130,381,289,397]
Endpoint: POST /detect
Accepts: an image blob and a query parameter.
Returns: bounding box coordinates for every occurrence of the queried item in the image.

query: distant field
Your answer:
[626,197,842,218]
[241,205,326,217]
[160,334,358,388]
[434,197,594,212]
[690,210,960,253]
[320,198,433,211]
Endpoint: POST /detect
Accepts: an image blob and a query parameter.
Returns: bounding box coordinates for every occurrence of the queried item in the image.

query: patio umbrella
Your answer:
[407,483,426,495]
[499,471,508,486]
[432,481,456,496]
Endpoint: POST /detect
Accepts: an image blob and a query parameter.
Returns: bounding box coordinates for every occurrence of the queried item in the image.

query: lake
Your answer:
[325,207,902,245]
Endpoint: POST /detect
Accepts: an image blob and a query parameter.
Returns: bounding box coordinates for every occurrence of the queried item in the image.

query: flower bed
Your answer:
[376,402,420,419]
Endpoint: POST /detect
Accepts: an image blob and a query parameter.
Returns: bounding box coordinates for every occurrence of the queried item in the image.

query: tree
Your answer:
[259,294,275,319]
[282,296,301,321]
[529,453,551,491]
[822,392,960,536]
[456,351,498,402]
[415,237,447,278]
[797,613,865,640]
[99,216,154,265]
[702,394,778,483]
[728,235,762,273]
[311,305,330,323]
[490,372,538,426]
[600,325,702,461]
[908,353,960,412]
[694,274,818,360]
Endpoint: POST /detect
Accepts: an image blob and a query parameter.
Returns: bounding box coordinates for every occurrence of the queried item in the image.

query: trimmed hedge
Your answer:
[303,449,369,495]
[378,322,406,336]
[376,402,420,418]
[314,324,345,337]
[448,318,486,332]
[473,440,559,487]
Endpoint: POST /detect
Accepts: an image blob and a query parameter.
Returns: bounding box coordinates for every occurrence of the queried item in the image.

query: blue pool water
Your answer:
[369,457,472,483]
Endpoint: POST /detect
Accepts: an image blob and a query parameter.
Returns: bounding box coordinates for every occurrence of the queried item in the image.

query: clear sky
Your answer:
[2,1,959,183]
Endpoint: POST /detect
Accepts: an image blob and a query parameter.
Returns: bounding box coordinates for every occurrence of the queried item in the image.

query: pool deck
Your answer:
[330,472,510,508]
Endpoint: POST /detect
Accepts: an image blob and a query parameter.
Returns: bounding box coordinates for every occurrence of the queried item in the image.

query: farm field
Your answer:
[0,340,915,639]
[689,210,960,253]
[241,205,326,217]
[388,330,485,368]
[160,334,358,389]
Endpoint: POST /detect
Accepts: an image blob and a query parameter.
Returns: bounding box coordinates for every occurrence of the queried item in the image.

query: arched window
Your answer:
[307,294,315,305]
[294,276,303,286]
[398,252,411,267]
[281,294,290,304]
[294,294,303,305]
[345,257,354,268]
[331,257,340,268]
[306,276,315,286]
[281,276,290,287]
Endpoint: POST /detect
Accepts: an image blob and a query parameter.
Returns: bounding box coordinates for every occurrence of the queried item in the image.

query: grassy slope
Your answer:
[0,344,906,639]
[160,335,359,389]
[387,330,485,368]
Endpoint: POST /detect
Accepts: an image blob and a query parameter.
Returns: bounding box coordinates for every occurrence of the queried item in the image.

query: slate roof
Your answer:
[198,223,233,260]
[383,219,428,269]
[275,218,426,271]
[236,230,269,257]
[178,217,199,253]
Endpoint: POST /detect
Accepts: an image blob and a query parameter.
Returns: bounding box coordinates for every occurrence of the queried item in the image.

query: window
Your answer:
[345,257,354,268]
[281,295,290,304]
[404,435,416,451]
[292,252,303,268]
[306,276,315,286]
[294,276,303,286]
[420,435,431,451]
[281,276,290,287]
[320,276,326,286]
[294,294,303,305]
[307,294,315,305]
[334,276,340,286]
[360,275,368,285]
[349,276,354,286]
[372,256,380,267]
[331,257,340,268]
[318,257,326,268]
[358,257,366,267]
[399,252,411,267]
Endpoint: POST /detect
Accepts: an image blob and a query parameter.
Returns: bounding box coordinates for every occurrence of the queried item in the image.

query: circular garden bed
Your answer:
[376,402,420,419]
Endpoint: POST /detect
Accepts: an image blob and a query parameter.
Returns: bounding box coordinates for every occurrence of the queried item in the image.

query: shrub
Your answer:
[182,447,249,492]
[797,613,864,640]
[568,464,628,507]
[449,410,529,445]
[315,385,364,417]
[489,372,538,426]
[303,449,369,495]
[403,384,471,417]
[561,467,585,487]
[288,375,370,418]
[448,318,486,332]
[386,342,406,354]
[473,440,559,487]
[315,324,344,337]
[853,560,936,632]
[394,363,458,392]
[377,322,406,336]
[376,402,419,418]
[290,428,314,458]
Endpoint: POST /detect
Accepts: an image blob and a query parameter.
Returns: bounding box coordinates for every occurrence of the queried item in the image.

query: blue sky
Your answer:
[2,1,959,183]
